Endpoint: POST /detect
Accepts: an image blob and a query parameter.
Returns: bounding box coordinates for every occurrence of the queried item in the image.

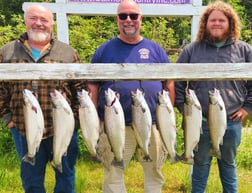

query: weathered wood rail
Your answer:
[0,63,251,81]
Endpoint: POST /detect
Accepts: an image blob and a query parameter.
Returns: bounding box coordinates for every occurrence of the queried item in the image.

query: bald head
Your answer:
[117,0,141,15]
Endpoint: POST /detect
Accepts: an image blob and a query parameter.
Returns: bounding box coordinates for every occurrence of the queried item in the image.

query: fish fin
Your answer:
[51,161,63,173]
[140,105,146,113]
[63,107,71,115]
[112,106,119,114]
[166,105,172,113]
[115,91,120,100]
[87,106,92,113]
[111,159,124,169]
[63,151,68,157]
[31,106,38,114]
[170,154,182,164]
[217,103,224,111]
[193,144,199,152]
[43,127,47,134]
[143,155,152,162]
[172,125,178,132]
[88,155,101,163]
[208,148,222,159]
[194,103,202,111]
[51,102,57,109]
[35,145,40,153]
[180,153,194,165]
[181,157,194,165]
[200,127,203,134]
[22,154,36,166]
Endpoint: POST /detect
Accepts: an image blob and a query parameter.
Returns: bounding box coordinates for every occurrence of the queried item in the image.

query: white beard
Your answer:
[28,30,50,42]
[123,23,137,36]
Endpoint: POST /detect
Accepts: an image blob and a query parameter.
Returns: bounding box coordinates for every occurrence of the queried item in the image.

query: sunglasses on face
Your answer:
[118,13,139,20]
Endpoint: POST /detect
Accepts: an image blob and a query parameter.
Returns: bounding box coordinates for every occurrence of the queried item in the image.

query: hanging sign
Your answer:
[68,0,190,4]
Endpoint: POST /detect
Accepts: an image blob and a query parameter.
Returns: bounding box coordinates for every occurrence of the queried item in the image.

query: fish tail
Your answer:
[88,154,101,163]
[143,155,152,162]
[111,159,124,169]
[51,160,63,173]
[22,154,36,166]
[181,157,194,165]
[170,154,182,164]
[208,148,222,159]
[181,153,194,165]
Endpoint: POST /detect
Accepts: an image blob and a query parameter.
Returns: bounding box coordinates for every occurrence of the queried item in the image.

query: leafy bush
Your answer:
[0,122,17,161]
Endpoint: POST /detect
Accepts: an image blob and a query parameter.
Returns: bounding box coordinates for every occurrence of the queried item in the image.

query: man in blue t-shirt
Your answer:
[87,0,174,192]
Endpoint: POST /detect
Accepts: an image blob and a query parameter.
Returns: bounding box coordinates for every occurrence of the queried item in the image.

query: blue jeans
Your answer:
[11,127,78,193]
[191,120,241,193]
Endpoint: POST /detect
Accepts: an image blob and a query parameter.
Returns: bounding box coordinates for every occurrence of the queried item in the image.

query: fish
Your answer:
[78,89,100,159]
[156,90,181,164]
[208,88,227,159]
[182,88,202,165]
[104,88,125,169]
[22,89,44,166]
[50,89,75,173]
[131,89,152,162]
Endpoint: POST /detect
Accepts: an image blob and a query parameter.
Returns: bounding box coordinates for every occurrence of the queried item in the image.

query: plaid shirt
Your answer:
[0,33,86,138]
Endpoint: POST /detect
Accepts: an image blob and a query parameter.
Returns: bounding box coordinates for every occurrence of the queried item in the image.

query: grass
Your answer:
[0,129,252,193]
[1,158,252,193]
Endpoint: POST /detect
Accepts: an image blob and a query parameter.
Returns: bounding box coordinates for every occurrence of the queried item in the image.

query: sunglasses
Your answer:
[118,13,139,20]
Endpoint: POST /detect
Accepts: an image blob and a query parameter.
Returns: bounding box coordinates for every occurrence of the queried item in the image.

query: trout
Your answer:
[50,89,75,173]
[131,89,152,161]
[78,89,100,158]
[208,88,227,159]
[22,89,44,166]
[156,90,181,164]
[104,88,125,169]
[182,89,202,165]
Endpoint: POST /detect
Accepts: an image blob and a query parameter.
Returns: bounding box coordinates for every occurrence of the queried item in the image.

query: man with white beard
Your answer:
[0,4,86,193]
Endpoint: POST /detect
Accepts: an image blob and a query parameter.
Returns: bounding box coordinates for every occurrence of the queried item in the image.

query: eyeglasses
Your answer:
[118,13,139,20]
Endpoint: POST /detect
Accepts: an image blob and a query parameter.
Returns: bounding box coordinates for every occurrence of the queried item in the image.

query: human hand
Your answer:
[7,120,15,128]
[229,108,248,122]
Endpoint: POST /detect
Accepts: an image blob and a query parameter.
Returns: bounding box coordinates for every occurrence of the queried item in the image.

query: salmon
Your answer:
[208,88,227,159]
[50,89,75,173]
[104,88,125,169]
[78,89,100,158]
[22,89,44,166]
[131,89,152,161]
[156,90,181,164]
[182,89,202,165]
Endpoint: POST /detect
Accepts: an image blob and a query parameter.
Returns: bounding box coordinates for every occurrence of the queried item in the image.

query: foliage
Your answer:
[236,129,252,170]
[0,0,252,173]
[1,134,252,192]
[0,122,17,161]
[69,15,118,63]
[0,14,25,47]
[0,0,53,26]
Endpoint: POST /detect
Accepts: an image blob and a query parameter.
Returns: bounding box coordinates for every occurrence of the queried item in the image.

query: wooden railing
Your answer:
[0,63,251,81]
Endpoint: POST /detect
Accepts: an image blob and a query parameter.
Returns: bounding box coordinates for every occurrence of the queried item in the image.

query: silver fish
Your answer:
[156,90,181,164]
[131,89,152,161]
[182,88,202,165]
[50,89,75,173]
[78,89,100,158]
[104,88,125,169]
[22,89,44,166]
[208,88,227,159]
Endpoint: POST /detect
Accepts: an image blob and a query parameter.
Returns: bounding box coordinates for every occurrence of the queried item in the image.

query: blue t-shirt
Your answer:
[91,37,170,125]
[31,46,41,61]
